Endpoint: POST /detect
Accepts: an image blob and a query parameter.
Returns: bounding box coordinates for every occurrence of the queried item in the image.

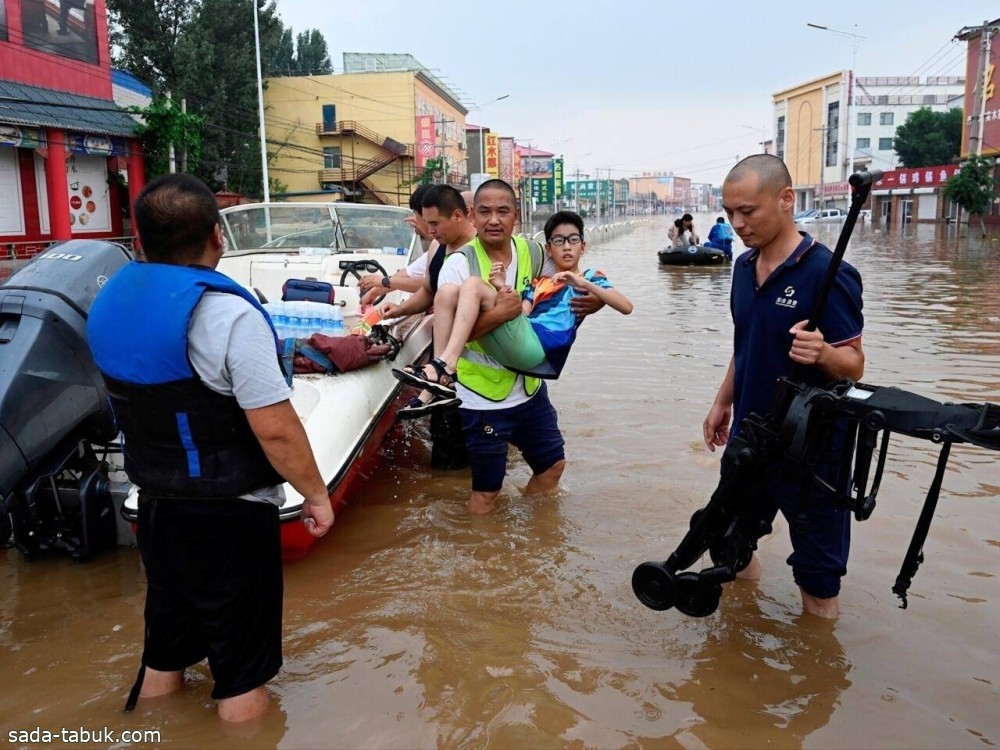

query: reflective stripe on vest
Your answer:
[455,236,543,401]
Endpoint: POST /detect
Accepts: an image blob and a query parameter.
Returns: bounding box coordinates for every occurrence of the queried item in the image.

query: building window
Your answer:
[857,112,871,126]
[878,137,894,151]
[856,137,871,150]
[879,112,894,126]
[323,147,341,169]
[826,102,839,167]
[776,116,785,161]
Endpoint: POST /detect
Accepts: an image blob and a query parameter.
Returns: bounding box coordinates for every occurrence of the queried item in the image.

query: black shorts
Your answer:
[137,495,283,700]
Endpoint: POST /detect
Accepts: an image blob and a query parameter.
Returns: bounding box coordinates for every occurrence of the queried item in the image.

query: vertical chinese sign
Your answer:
[485,133,500,178]
[553,158,564,199]
[415,115,435,169]
[960,25,1000,157]
[499,137,515,183]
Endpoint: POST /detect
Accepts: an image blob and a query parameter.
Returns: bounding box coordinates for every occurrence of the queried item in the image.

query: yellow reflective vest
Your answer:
[455,235,544,401]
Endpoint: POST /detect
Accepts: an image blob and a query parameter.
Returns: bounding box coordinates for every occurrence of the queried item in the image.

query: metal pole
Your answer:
[479,126,485,173]
[252,1,270,203]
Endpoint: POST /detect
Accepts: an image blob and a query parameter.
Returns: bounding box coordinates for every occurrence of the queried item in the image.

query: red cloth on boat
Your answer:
[291,333,394,374]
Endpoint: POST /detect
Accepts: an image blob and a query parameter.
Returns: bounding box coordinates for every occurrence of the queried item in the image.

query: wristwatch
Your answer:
[380,276,391,288]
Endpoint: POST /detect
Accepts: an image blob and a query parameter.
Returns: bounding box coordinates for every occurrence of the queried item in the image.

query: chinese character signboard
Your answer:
[873,164,959,190]
[485,133,500,178]
[961,26,1000,157]
[513,148,522,189]
[415,115,435,169]
[553,158,563,199]
[531,177,554,205]
[499,137,515,183]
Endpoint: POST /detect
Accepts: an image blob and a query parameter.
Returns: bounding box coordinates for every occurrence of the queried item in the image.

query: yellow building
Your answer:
[264,55,468,205]
[773,71,850,211]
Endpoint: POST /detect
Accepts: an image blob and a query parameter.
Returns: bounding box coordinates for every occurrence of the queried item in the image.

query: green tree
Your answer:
[130,95,204,178]
[172,0,285,195]
[943,155,997,236]
[294,29,332,75]
[107,0,197,90]
[112,1,334,197]
[893,108,963,168]
[269,28,296,76]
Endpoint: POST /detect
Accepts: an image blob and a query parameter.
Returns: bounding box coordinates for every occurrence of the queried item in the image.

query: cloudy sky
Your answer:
[273,0,997,185]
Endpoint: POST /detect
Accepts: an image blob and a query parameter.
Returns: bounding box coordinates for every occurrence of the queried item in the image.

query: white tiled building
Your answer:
[851,76,964,172]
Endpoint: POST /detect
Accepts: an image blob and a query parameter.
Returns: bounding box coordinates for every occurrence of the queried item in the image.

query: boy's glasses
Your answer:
[548,234,583,247]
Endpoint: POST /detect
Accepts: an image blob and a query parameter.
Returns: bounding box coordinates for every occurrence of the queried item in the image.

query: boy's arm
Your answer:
[580,278,632,314]
[558,273,632,315]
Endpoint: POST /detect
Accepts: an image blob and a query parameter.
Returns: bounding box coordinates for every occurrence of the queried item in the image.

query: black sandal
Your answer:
[392,358,457,397]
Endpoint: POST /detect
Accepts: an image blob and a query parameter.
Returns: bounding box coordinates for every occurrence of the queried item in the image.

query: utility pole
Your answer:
[437,116,453,184]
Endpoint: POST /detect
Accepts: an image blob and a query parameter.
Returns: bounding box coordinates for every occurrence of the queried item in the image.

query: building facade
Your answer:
[774,71,966,212]
[773,71,847,211]
[0,0,145,255]
[852,75,964,172]
[264,54,468,206]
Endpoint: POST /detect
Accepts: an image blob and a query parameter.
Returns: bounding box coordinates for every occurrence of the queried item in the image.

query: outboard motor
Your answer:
[0,240,131,559]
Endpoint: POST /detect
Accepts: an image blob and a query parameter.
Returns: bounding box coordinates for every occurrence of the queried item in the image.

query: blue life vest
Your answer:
[87,262,285,498]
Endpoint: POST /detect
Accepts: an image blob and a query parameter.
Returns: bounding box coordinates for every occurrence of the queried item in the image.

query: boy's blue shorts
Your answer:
[458,383,565,493]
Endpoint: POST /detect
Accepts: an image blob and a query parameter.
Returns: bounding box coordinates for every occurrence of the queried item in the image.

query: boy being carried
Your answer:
[392,210,632,404]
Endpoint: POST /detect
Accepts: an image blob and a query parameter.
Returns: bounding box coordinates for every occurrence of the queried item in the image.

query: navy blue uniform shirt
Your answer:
[730,233,863,436]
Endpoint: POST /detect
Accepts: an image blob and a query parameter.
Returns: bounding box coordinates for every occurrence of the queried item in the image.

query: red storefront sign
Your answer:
[873,165,959,190]
[960,24,1000,158]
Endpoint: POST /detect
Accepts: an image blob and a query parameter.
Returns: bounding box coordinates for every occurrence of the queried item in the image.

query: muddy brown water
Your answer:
[2,218,999,749]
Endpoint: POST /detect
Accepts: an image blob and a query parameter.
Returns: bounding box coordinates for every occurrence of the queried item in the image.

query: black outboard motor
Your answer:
[0,240,131,559]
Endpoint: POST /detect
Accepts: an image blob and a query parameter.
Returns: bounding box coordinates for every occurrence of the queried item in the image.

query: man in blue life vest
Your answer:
[428,179,602,514]
[703,155,864,619]
[87,174,334,721]
[704,216,734,260]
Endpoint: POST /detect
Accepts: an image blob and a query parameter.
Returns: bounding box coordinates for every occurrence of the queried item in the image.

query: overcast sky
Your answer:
[273,0,996,185]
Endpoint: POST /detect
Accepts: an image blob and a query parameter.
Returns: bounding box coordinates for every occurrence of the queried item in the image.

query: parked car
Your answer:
[796,208,848,225]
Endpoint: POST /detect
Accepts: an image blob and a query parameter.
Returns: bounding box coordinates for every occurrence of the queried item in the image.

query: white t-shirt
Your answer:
[406,251,429,278]
[187,292,291,505]
[438,241,537,411]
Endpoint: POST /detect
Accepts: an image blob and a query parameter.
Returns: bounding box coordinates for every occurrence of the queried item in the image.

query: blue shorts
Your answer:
[458,383,566,493]
[744,466,851,599]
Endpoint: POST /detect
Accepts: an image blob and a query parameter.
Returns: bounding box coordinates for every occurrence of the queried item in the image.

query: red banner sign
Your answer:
[415,115,435,169]
[874,164,959,190]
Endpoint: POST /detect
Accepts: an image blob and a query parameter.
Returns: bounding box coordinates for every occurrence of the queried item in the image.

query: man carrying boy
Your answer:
[397,181,612,513]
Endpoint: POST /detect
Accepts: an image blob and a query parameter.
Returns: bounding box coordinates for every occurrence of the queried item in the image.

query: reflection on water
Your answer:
[1,218,998,748]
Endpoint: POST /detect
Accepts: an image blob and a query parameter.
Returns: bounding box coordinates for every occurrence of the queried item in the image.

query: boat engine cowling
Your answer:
[0,240,131,559]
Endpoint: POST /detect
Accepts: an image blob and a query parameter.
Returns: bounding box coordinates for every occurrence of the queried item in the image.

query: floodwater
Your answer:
[2,217,1000,749]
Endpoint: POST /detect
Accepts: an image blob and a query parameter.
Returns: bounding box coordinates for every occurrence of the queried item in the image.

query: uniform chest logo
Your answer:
[775,285,797,309]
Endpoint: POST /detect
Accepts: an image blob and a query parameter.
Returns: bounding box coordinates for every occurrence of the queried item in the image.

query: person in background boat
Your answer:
[379,184,477,418]
[704,216,735,260]
[393,209,632,399]
[703,154,864,619]
[358,184,437,304]
[669,213,699,248]
[396,180,602,514]
[87,174,334,722]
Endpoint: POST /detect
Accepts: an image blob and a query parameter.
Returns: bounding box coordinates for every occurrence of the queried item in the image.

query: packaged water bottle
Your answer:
[286,301,303,336]
[330,304,345,336]
[305,302,324,335]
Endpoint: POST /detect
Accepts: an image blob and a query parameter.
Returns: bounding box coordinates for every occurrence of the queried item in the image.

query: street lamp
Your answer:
[807,23,865,189]
[469,94,510,174]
